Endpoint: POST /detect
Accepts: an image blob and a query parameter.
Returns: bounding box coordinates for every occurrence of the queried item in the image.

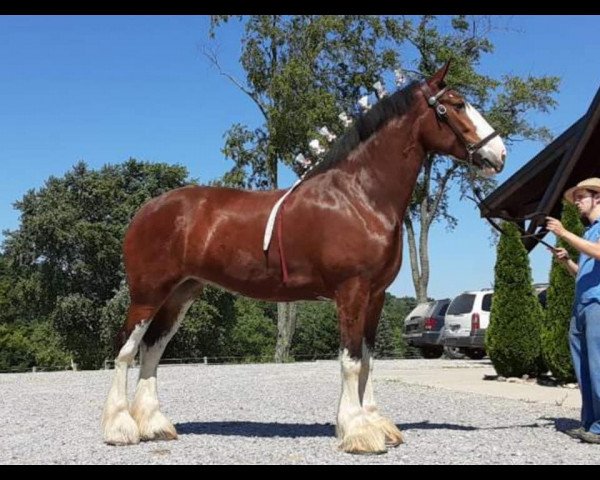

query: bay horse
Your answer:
[102,63,506,454]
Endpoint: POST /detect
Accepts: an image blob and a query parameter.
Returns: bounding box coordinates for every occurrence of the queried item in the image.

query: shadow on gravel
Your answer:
[176,421,335,438]
[399,421,477,432]
[176,420,483,438]
[396,421,479,432]
[540,416,581,434]
[176,418,571,439]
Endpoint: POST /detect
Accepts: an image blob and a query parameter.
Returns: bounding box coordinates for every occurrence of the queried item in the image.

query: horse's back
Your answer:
[124,185,291,295]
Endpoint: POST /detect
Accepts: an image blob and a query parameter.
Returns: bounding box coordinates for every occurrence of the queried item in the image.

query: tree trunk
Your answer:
[404,215,428,303]
[404,156,457,304]
[266,144,298,364]
[274,301,297,362]
[404,224,430,303]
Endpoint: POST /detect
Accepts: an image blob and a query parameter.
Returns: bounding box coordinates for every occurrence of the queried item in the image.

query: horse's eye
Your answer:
[454,102,466,112]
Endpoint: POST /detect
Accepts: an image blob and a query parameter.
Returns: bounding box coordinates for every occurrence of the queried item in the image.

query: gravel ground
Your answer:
[0,359,596,464]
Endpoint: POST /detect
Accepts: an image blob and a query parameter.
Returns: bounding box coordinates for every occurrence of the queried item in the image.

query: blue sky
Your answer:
[1,15,600,300]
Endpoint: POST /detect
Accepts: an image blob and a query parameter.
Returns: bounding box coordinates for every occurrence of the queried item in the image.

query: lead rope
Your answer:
[464,167,556,250]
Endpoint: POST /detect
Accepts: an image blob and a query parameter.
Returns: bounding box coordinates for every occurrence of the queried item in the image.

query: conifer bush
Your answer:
[542,201,583,382]
[486,222,545,377]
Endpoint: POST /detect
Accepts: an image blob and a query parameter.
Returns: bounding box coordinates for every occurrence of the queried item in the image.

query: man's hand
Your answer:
[546,216,567,238]
[549,246,570,263]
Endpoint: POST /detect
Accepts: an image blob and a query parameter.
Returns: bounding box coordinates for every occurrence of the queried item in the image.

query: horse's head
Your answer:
[418,62,506,177]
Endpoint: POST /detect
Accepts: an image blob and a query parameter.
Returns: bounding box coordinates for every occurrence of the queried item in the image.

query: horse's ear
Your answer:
[430,61,451,88]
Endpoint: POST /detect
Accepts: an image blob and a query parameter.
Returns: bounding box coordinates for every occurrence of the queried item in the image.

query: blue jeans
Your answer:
[570,302,600,434]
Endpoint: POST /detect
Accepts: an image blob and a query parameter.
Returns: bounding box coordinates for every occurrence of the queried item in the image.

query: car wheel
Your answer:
[443,346,466,359]
[421,346,443,359]
[466,349,486,360]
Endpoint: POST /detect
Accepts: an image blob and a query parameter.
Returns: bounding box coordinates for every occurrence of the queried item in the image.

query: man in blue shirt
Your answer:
[547,177,600,444]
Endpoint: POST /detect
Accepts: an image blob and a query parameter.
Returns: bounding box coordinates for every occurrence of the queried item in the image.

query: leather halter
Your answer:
[419,81,500,172]
[419,82,553,248]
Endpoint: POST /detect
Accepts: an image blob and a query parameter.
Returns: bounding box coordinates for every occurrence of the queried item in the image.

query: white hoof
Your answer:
[368,413,403,446]
[338,423,387,454]
[134,410,178,441]
[102,410,140,446]
[337,413,387,454]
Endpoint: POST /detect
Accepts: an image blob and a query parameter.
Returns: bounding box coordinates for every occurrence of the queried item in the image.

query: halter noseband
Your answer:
[420,81,500,171]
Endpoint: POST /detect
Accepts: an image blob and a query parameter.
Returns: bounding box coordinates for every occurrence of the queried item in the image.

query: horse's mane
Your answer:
[303,80,419,180]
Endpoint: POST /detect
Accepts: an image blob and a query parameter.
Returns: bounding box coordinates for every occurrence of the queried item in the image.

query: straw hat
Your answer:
[564,177,600,203]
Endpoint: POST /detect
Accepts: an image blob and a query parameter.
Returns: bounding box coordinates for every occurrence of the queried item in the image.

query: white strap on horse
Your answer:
[263,179,302,252]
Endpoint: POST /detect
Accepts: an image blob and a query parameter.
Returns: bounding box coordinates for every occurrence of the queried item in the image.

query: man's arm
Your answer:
[546,216,600,260]
[550,247,578,277]
[558,230,600,261]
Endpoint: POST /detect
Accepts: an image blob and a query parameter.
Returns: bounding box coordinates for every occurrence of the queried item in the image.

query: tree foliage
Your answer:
[0,322,69,372]
[292,300,339,359]
[379,293,417,357]
[227,296,277,362]
[208,15,560,305]
[486,222,545,377]
[542,201,583,382]
[3,160,190,312]
[400,16,560,302]
[209,15,408,189]
[2,160,191,368]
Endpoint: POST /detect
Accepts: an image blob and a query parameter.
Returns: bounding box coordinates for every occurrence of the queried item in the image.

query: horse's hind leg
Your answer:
[102,303,156,445]
[361,291,403,447]
[335,278,386,454]
[131,279,203,441]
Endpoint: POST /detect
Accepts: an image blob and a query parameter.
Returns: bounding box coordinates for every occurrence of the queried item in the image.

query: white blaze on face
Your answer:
[465,103,506,174]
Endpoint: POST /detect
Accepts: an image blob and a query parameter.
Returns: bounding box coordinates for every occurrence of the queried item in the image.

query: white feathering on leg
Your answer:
[102,320,151,445]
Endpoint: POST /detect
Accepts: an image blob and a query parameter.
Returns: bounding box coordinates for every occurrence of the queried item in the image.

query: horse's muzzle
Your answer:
[475,151,505,175]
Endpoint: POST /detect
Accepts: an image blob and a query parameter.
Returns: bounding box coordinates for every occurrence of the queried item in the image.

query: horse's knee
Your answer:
[115,319,152,364]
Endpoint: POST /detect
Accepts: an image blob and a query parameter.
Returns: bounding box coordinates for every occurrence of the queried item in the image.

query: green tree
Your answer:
[292,300,339,360]
[101,281,239,363]
[2,160,191,368]
[486,222,545,377]
[227,296,277,362]
[400,16,559,302]
[0,324,35,371]
[207,18,560,359]
[543,201,583,382]
[50,293,104,369]
[162,286,237,361]
[27,321,71,368]
[3,160,190,312]
[0,323,69,372]
[381,293,418,358]
[374,312,397,358]
[208,15,409,363]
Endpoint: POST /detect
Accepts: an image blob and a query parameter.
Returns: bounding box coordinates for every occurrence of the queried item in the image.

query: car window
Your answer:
[447,294,475,314]
[437,303,449,316]
[482,293,493,312]
[406,302,433,320]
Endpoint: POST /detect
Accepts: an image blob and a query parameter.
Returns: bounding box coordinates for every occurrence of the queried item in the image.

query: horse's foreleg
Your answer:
[361,291,403,447]
[335,278,386,454]
[102,305,154,445]
[132,281,201,441]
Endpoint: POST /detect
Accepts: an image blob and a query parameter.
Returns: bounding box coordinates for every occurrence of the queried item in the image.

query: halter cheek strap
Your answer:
[419,81,500,170]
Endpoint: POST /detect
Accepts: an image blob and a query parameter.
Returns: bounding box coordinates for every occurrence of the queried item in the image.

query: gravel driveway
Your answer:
[0,359,596,464]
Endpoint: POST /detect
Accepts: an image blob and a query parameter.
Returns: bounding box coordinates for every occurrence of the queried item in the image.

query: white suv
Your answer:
[442,284,548,360]
[442,288,493,359]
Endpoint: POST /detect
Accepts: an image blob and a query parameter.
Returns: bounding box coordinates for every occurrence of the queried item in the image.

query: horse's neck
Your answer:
[336,114,427,220]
